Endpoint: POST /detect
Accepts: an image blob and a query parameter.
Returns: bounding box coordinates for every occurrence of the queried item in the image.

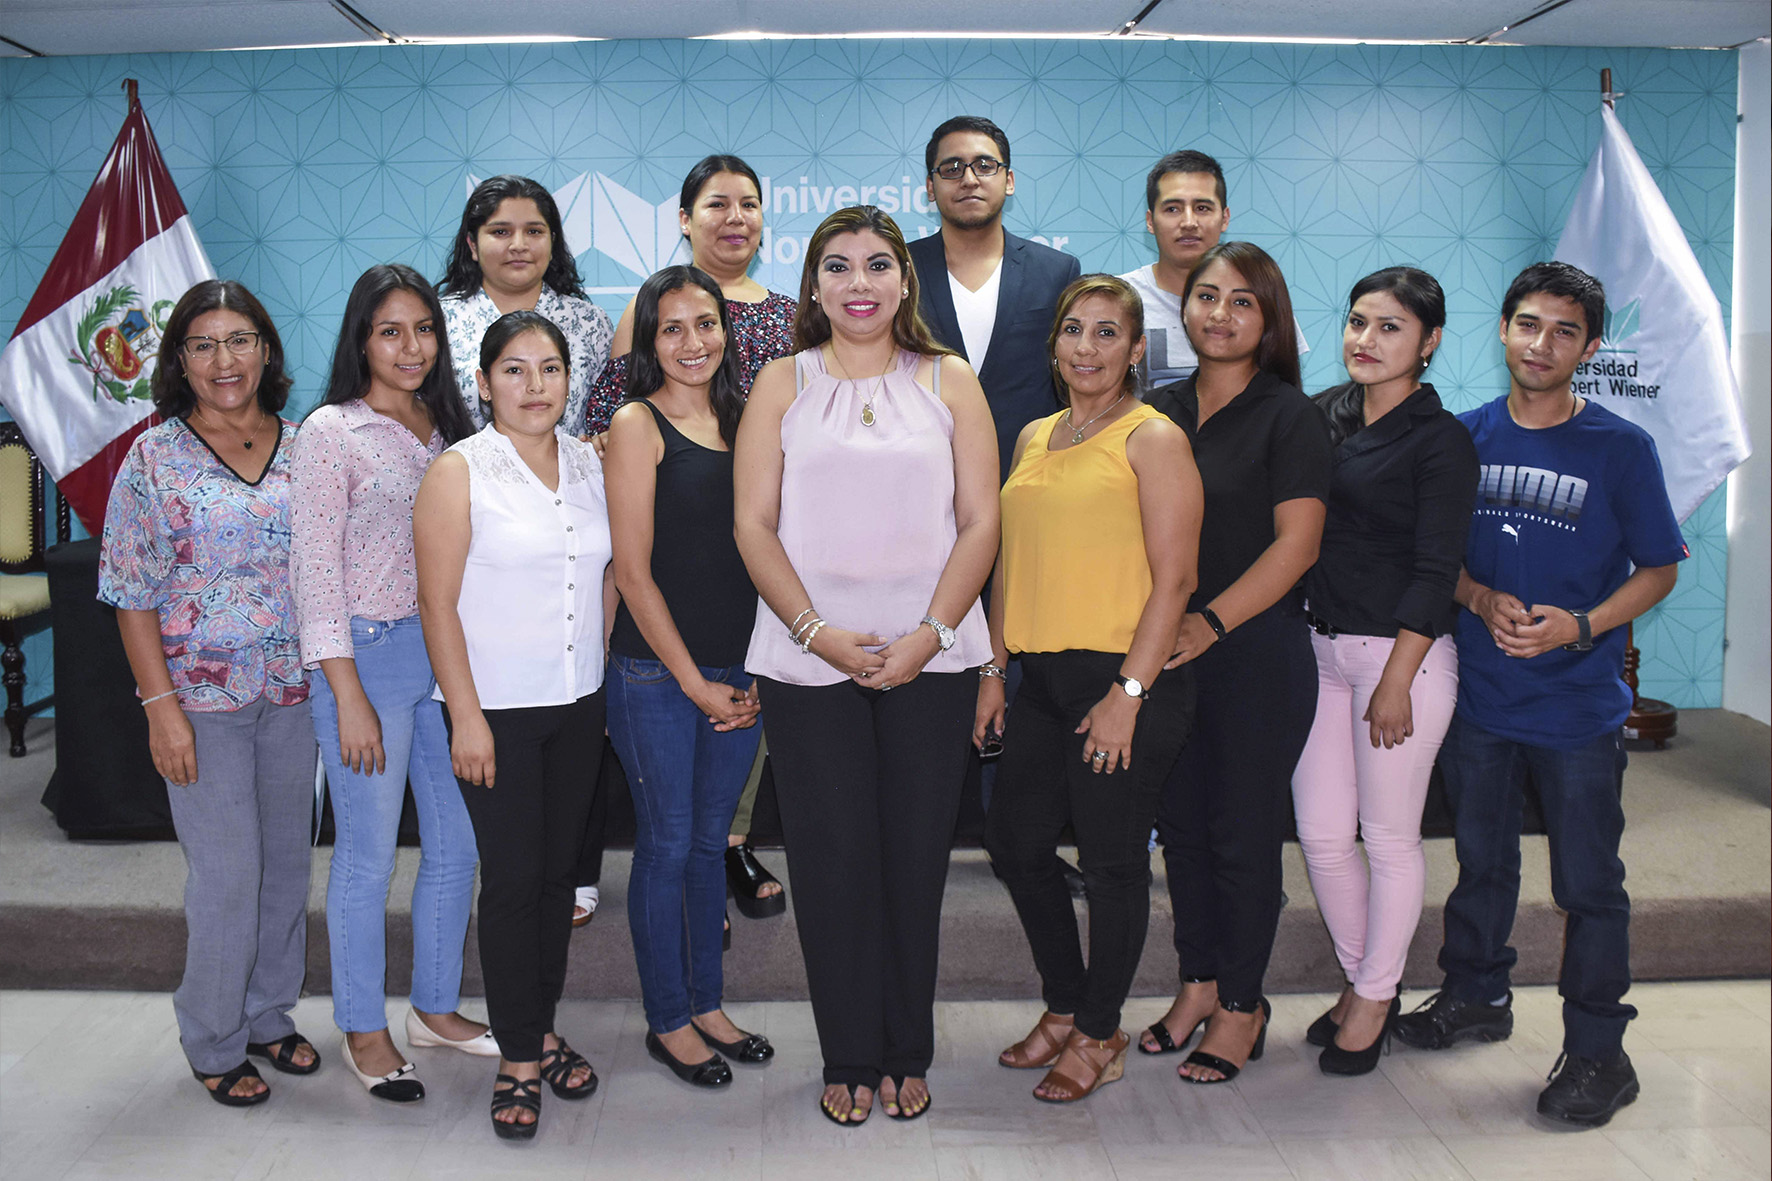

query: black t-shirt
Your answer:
[608,400,757,668]
[1304,382,1479,639]
[1146,370,1333,612]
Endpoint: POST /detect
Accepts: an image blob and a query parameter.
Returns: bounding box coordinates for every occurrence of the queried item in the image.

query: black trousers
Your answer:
[985,651,1194,1040]
[1158,606,1317,1007]
[449,691,605,1062]
[759,671,974,1088]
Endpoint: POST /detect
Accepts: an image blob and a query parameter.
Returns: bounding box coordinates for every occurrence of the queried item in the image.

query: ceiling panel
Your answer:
[1134,0,1531,42]
[0,0,375,55]
[1499,0,1769,46]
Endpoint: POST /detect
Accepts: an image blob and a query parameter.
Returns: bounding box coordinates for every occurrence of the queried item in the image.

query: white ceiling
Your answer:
[1,0,1766,57]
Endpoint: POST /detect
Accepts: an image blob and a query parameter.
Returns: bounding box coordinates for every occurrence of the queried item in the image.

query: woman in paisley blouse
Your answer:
[100,280,319,1108]
[437,174,615,437]
[292,264,494,1104]
[590,154,798,927]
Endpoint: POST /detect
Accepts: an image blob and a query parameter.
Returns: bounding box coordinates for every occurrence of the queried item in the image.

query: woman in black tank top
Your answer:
[603,266,773,1087]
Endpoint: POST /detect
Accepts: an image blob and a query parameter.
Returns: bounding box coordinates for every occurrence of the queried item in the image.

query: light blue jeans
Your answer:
[312,615,477,1033]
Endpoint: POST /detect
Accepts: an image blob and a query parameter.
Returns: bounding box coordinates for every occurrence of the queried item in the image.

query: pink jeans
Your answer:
[1291,630,1459,1001]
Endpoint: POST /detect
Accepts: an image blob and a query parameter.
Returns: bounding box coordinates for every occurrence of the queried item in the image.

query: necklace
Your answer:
[194,405,271,450]
[827,347,889,427]
[1062,392,1126,443]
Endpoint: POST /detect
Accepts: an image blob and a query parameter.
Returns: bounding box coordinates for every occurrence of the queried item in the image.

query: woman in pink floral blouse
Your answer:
[291,264,494,1104]
[100,280,318,1109]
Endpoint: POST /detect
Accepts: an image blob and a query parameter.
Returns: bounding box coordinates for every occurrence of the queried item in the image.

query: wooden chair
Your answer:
[0,422,68,756]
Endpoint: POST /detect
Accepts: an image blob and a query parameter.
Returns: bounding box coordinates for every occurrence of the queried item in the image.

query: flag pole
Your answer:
[1601,65,1679,749]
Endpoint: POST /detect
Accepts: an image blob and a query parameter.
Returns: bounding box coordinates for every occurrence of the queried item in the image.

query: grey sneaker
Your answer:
[1393,989,1513,1050]
[1536,1051,1639,1127]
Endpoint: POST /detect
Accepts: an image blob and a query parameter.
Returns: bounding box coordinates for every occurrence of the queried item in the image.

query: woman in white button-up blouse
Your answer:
[414,309,614,1141]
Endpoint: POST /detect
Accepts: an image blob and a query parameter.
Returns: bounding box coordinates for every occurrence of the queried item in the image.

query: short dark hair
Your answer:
[475,310,571,424]
[680,154,763,222]
[1181,241,1301,391]
[1146,150,1226,211]
[625,265,746,448]
[925,115,1012,174]
[1501,261,1605,344]
[793,205,955,361]
[437,174,585,300]
[315,264,475,445]
[1047,274,1146,403]
[151,280,292,419]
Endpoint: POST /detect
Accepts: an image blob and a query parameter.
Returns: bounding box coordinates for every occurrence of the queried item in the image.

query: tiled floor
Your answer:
[1,981,1766,1180]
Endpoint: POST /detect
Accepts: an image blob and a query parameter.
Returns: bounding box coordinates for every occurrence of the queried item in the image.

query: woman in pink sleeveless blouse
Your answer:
[734,206,999,1126]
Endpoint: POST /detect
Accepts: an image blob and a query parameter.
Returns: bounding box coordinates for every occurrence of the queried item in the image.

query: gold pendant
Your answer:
[861,404,876,427]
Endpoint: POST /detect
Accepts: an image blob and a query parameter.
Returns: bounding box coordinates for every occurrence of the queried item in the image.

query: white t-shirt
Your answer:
[1120,264,1311,389]
[436,425,611,710]
[949,262,1003,369]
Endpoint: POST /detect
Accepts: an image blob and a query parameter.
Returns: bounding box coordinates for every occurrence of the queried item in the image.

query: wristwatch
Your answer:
[1563,609,1594,652]
[922,615,956,651]
[1114,674,1149,700]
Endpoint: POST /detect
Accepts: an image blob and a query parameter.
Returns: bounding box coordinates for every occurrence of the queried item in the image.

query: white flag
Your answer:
[1554,103,1751,523]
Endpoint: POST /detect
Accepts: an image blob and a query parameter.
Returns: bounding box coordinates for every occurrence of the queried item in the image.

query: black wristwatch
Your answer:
[1114,674,1150,700]
[1562,609,1594,652]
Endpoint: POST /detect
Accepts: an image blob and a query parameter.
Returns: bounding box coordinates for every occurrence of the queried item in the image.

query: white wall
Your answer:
[1724,39,1771,725]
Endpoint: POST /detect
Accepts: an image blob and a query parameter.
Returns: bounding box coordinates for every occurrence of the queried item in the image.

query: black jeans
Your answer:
[448,691,605,1063]
[985,651,1194,1040]
[759,672,974,1088]
[1158,606,1317,1007]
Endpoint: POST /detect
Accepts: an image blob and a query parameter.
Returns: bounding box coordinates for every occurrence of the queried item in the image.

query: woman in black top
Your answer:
[1291,267,1477,1075]
[604,266,773,1088]
[1141,241,1333,1084]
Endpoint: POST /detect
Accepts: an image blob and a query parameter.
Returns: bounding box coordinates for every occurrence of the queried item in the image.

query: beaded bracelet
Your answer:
[139,688,179,707]
[798,619,827,653]
[787,607,816,635]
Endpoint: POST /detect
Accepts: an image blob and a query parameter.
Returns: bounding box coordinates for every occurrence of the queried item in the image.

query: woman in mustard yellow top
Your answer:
[976,274,1203,1103]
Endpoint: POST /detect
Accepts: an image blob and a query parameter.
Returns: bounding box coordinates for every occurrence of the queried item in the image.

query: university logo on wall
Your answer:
[67,285,173,403]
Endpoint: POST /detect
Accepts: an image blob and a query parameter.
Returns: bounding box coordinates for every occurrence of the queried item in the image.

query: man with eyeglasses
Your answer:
[907,115,1081,482]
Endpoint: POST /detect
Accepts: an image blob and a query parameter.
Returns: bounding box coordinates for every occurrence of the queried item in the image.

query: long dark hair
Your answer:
[1315,266,1447,445]
[475,310,572,425]
[151,280,292,419]
[315,264,474,445]
[436,175,584,299]
[793,205,955,359]
[625,266,745,448]
[1182,241,1301,391]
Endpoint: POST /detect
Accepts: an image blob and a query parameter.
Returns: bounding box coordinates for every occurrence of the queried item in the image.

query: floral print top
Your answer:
[583,290,798,433]
[98,417,308,713]
[441,286,614,435]
[289,399,444,667]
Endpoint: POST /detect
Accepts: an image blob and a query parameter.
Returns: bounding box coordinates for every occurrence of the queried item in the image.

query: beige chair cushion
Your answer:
[0,573,50,620]
[0,445,35,566]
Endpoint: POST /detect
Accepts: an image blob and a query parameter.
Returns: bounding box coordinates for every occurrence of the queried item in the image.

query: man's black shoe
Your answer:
[1060,857,1086,898]
[1536,1051,1639,1128]
[1393,989,1514,1050]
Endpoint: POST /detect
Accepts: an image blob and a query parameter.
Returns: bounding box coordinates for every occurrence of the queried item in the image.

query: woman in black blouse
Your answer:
[1291,267,1477,1075]
[1141,241,1332,1084]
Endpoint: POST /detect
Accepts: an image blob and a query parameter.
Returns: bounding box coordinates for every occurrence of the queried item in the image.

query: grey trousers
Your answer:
[165,696,316,1075]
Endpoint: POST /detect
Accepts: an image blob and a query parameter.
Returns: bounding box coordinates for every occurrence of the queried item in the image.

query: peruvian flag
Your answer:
[0,81,215,534]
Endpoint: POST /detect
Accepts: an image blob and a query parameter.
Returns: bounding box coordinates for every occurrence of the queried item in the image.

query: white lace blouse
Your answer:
[435,425,611,710]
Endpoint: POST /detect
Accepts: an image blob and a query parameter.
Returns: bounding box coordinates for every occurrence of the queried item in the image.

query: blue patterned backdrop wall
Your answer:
[0,39,1738,708]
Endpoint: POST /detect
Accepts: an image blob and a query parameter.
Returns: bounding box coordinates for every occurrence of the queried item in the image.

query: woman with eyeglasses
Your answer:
[590,155,798,928]
[100,280,319,1108]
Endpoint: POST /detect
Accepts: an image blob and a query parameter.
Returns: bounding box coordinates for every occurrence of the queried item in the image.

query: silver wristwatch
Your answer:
[922,615,956,651]
[1115,674,1149,700]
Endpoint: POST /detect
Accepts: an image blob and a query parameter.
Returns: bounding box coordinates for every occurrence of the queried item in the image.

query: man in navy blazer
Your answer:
[906,116,1082,481]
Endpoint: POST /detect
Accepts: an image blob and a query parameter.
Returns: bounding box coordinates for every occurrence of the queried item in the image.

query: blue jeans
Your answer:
[607,655,761,1034]
[1436,713,1635,1057]
[312,616,478,1033]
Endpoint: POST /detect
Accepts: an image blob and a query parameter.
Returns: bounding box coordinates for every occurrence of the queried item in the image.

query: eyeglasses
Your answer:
[930,156,1004,181]
[180,332,261,359]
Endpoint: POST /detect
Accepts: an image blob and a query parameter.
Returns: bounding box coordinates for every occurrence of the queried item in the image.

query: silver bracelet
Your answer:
[139,688,179,706]
[791,615,823,645]
[787,607,816,635]
[979,663,1006,681]
[798,619,827,653]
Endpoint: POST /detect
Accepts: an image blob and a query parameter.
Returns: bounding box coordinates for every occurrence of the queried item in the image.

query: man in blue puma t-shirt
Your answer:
[1394,262,1687,1129]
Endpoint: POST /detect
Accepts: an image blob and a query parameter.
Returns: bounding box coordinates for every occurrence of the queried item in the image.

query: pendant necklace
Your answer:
[828,347,886,427]
[1063,392,1126,443]
[194,405,270,450]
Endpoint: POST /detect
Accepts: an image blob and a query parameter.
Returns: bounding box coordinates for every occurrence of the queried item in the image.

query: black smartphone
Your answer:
[980,724,1004,759]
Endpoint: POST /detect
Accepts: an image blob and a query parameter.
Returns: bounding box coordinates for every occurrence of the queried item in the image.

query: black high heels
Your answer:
[1319,995,1400,1076]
